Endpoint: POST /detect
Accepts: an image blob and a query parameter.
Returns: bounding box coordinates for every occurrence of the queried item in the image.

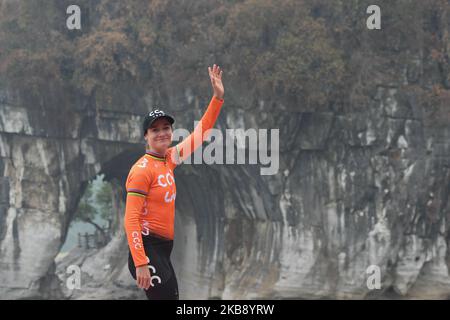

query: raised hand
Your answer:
[208,64,224,100]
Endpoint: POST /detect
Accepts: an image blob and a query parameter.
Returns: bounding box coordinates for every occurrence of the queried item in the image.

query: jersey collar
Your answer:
[145,151,166,161]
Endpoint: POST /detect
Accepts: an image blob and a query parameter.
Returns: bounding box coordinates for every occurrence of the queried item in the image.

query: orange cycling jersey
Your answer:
[124,96,224,267]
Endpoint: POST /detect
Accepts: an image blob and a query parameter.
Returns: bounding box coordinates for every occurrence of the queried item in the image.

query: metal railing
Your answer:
[77,229,110,249]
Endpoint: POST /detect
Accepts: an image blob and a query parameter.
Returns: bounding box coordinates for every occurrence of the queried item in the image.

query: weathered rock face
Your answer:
[170,87,450,300]
[1,1,450,300]
[0,82,152,298]
[1,79,449,299]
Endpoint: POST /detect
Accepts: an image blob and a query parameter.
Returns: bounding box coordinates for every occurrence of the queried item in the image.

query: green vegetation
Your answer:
[75,176,113,244]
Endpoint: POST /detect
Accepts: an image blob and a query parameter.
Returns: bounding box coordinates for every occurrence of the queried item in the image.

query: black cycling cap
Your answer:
[142,109,175,135]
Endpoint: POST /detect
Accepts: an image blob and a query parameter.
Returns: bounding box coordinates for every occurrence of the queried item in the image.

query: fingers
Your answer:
[209,64,223,77]
[209,68,216,85]
[136,277,142,289]
[208,65,215,78]
[137,275,151,290]
[144,277,151,290]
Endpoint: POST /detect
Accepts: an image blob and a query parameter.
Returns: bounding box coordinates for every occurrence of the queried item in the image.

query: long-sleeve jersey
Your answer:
[124,96,224,267]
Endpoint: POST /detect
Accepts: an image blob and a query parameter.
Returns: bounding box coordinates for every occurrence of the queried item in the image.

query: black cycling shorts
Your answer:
[128,234,179,300]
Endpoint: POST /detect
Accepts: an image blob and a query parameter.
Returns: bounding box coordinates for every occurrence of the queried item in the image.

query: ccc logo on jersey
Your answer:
[157,173,176,203]
[137,157,148,168]
[131,231,143,250]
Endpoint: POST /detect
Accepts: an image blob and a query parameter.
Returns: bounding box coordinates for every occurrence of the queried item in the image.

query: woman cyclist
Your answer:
[124,64,224,300]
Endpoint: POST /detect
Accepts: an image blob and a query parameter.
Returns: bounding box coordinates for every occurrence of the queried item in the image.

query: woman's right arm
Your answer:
[124,168,152,289]
[124,194,148,266]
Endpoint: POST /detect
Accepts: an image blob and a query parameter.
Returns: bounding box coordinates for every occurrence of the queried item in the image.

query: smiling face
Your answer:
[144,117,173,154]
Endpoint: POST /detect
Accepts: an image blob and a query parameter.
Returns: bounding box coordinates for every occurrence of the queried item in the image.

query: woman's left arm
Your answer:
[173,64,225,163]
